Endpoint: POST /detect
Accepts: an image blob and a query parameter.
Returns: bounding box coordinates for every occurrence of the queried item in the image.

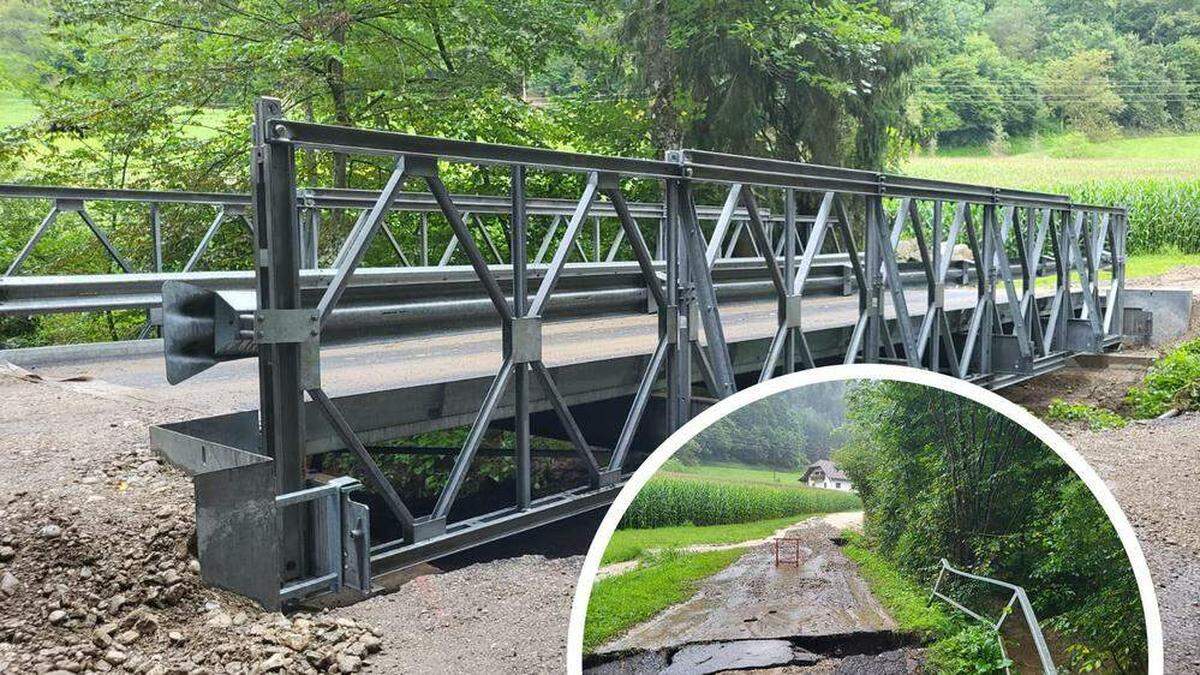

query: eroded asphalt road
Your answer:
[591,516,920,674]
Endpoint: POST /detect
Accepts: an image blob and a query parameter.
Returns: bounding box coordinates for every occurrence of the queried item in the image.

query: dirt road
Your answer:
[0,367,583,674]
[595,519,896,654]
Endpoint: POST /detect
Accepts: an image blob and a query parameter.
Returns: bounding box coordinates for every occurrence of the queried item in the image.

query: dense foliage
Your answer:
[618,474,860,529]
[1,0,1197,346]
[836,381,1146,672]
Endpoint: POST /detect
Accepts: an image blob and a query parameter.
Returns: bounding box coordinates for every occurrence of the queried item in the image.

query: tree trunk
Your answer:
[324,2,351,189]
[645,0,680,156]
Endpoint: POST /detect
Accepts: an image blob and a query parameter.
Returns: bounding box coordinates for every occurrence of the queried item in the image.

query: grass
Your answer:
[841,531,955,639]
[620,472,862,530]
[601,513,819,565]
[584,547,746,652]
[1044,399,1126,430]
[659,460,808,486]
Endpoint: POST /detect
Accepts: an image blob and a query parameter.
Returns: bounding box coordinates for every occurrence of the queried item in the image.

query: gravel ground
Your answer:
[332,555,580,674]
[1000,265,1200,673]
[0,366,584,674]
[1040,413,1200,673]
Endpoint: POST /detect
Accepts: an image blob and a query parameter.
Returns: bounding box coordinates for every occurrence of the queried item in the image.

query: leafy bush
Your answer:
[926,624,1012,674]
[618,476,861,529]
[1043,399,1126,430]
[1126,338,1200,417]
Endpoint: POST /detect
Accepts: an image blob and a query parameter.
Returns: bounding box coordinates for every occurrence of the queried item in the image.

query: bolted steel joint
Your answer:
[784,294,803,328]
[504,316,543,364]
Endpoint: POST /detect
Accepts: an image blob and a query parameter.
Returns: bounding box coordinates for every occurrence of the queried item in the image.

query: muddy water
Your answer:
[596,522,896,654]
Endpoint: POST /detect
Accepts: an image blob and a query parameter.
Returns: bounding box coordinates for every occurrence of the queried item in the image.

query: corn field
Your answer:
[619,476,862,529]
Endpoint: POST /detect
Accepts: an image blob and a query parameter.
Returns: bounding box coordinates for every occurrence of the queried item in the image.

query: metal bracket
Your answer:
[254,309,320,343]
[662,306,679,344]
[411,516,447,542]
[340,486,371,595]
[504,316,543,364]
[784,294,803,328]
[300,339,321,389]
[991,335,1032,374]
[54,199,85,212]
[401,155,439,178]
[594,469,622,488]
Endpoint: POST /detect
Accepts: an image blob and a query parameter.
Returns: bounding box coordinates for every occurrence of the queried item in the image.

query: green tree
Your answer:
[1041,48,1125,138]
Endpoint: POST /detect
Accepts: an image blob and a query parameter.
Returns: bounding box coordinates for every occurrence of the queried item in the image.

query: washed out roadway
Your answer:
[595,515,896,654]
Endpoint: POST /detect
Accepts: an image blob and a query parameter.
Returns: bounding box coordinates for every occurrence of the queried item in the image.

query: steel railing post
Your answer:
[782,188,797,374]
[665,177,691,431]
[253,96,308,580]
[512,165,531,510]
[864,194,882,363]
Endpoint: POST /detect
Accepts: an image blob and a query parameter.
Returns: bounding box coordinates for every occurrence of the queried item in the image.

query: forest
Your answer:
[835,381,1146,672]
[2,0,1198,185]
[675,380,846,469]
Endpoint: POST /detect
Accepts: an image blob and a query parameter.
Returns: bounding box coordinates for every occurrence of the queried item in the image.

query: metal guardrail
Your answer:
[0,183,800,277]
[145,96,1127,608]
[930,558,1057,674]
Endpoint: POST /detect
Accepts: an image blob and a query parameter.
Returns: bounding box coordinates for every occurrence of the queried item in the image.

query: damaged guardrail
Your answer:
[930,558,1056,674]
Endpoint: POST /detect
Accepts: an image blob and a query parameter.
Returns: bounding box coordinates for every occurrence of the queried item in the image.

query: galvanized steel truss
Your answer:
[144,97,1126,607]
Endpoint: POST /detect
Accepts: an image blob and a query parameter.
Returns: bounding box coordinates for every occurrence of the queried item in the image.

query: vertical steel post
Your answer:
[782,188,797,374]
[980,204,996,375]
[252,97,307,579]
[930,201,942,371]
[864,195,882,363]
[511,165,531,510]
[665,178,691,430]
[420,213,429,266]
[150,203,163,273]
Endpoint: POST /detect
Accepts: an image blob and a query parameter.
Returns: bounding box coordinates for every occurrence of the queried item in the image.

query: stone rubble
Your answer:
[0,449,383,675]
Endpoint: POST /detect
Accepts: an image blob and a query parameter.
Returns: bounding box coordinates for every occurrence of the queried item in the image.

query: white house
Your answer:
[802,460,855,493]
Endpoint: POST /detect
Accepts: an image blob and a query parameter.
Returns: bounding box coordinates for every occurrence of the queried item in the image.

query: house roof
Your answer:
[802,459,849,482]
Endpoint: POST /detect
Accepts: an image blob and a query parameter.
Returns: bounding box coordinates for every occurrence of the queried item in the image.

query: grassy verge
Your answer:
[842,531,1012,672]
[621,473,861,529]
[584,547,746,652]
[602,513,824,565]
[841,531,955,639]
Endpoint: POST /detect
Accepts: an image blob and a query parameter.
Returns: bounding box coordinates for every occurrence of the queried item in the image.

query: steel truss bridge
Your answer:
[0,97,1133,609]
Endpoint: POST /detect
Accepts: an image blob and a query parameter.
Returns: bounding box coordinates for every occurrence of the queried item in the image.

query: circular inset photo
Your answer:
[569,366,1160,675]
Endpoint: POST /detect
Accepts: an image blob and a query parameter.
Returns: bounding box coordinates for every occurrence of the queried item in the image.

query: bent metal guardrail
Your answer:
[930,558,1057,674]
[144,97,1127,608]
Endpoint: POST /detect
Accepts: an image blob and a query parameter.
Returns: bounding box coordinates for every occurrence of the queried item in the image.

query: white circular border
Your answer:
[566,364,1164,674]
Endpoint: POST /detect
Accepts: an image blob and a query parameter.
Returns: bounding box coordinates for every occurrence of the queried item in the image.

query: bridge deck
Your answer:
[5,287,984,418]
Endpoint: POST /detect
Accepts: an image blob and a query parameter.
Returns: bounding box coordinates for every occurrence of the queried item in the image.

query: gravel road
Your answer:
[1043,413,1200,672]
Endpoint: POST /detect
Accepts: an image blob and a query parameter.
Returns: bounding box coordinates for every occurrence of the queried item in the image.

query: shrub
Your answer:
[926,624,1012,674]
[1126,338,1200,417]
[1043,399,1126,429]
